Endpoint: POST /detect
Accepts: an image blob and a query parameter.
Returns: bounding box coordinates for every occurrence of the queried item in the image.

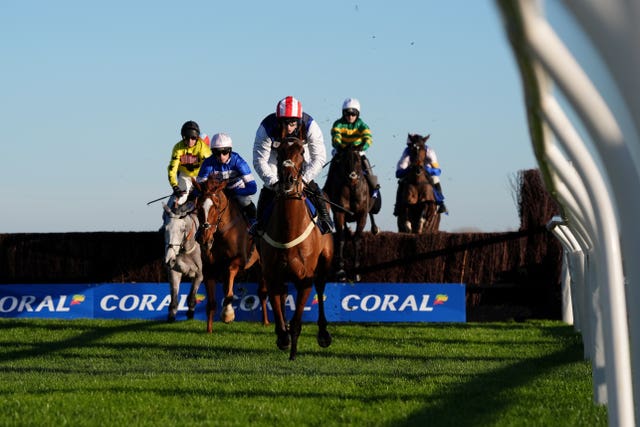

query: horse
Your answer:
[256,136,334,360]
[162,203,203,322]
[396,133,441,233]
[194,177,269,333]
[324,144,379,282]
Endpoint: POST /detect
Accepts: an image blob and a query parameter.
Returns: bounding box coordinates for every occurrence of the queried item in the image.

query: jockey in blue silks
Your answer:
[394,133,449,215]
[197,133,258,228]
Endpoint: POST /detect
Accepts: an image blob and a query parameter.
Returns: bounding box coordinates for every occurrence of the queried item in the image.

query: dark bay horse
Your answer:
[257,137,334,360]
[162,204,203,322]
[194,178,269,333]
[397,133,441,233]
[324,145,379,282]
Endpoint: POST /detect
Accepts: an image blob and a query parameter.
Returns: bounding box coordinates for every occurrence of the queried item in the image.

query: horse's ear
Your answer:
[424,134,431,142]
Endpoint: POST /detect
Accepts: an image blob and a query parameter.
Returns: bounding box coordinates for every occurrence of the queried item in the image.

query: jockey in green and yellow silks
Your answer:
[330,98,379,197]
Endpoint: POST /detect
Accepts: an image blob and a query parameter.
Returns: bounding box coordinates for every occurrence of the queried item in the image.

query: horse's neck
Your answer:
[271,195,311,236]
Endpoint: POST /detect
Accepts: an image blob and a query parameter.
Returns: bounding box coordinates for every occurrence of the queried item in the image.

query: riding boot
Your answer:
[307,180,335,234]
[362,156,380,198]
[249,187,273,235]
[393,181,404,216]
[434,182,449,214]
[242,201,258,230]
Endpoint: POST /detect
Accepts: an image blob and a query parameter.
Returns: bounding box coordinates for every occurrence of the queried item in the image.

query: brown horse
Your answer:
[324,145,379,282]
[194,178,269,333]
[257,136,334,360]
[397,134,441,233]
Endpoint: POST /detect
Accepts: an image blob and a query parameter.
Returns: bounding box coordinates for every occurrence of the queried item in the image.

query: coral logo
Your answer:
[70,295,85,305]
[311,294,327,305]
[195,293,206,304]
[434,294,448,305]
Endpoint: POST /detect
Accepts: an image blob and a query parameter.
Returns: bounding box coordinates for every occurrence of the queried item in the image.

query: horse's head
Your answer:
[407,133,430,172]
[339,144,364,186]
[162,203,198,268]
[197,178,229,249]
[275,136,305,195]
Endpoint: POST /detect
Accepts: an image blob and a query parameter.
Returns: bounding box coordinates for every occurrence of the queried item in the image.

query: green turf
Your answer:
[0,319,607,426]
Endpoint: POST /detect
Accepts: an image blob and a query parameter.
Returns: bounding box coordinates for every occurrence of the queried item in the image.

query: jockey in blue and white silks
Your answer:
[197,133,258,228]
[395,133,449,215]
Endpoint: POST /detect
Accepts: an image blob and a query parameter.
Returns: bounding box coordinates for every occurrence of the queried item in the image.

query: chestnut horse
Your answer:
[397,133,441,233]
[257,137,334,360]
[194,178,269,333]
[324,144,379,282]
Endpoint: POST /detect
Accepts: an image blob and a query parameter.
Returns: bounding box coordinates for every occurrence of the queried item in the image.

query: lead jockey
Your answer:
[251,96,335,235]
[197,133,258,229]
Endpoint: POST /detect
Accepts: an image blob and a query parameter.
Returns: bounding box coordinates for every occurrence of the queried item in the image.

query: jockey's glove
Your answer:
[172,186,184,197]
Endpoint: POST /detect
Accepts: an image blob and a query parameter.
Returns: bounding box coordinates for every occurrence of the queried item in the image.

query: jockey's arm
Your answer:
[301,121,326,183]
[253,126,278,187]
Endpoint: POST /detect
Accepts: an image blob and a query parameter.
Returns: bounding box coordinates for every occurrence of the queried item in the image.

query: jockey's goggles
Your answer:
[213,148,231,156]
[343,109,358,117]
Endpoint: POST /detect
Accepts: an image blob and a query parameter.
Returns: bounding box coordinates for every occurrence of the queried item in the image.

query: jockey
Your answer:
[167,120,212,207]
[330,98,380,198]
[251,95,335,235]
[197,133,258,229]
[394,134,449,215]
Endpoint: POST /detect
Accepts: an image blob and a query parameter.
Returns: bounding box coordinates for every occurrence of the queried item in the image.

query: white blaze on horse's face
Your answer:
[164,215,187,267]
[201,198,213,226]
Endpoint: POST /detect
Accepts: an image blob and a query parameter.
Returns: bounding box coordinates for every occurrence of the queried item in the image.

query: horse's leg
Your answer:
[314,279,332,348]
[369,212,379,235]
[186,278,199,320]
[289,281,313,361]
[222,261,240,324]
[268,282,290,351]
[167,270,180,323]
[257,277,270,326]
[204,277,217,333]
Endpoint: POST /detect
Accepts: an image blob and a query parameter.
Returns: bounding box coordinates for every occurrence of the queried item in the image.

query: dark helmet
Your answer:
[180,121,200,138]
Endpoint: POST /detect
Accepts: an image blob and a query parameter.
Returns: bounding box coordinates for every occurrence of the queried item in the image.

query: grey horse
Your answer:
[162,203,203,322]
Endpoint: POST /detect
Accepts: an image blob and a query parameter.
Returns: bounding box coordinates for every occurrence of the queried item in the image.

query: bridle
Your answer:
[166,213,198,255]
[276,139,306,199]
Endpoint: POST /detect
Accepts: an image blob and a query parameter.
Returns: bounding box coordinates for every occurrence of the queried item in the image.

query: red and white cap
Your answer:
[201,133,210,147]
[276,96,303,118]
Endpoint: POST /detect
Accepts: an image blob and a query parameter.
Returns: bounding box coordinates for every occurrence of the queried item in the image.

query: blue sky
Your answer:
[0,1,538,233]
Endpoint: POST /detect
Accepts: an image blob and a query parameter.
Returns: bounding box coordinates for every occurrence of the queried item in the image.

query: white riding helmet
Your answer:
[211,133,233,149]
[342,97,361,113]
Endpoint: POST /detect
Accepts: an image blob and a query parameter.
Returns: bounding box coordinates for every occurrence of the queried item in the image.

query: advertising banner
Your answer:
[0,282,465,322]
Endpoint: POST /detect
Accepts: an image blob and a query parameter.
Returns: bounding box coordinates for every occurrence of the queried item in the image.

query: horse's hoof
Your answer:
[167,314,176,323]
[222,305,235,324]
[317,330,332,348]
[186,309,195,320]
[336,269,347,282]
[276,334,291,351]
[371,226,379,235]
[354,274,361,283]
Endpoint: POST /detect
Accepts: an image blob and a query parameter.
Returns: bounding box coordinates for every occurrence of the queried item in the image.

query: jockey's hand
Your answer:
[172,186,185,197]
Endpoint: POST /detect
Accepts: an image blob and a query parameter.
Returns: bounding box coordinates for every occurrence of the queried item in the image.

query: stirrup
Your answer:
[437,204,449,214]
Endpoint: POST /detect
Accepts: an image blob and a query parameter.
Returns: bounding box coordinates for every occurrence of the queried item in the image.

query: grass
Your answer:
[0,318,606,426]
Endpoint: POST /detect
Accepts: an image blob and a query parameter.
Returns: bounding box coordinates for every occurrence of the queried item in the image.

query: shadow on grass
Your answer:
[394,344,597,426]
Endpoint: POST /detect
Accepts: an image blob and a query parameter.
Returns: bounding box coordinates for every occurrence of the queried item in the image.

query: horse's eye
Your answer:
[272,140,281,149]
